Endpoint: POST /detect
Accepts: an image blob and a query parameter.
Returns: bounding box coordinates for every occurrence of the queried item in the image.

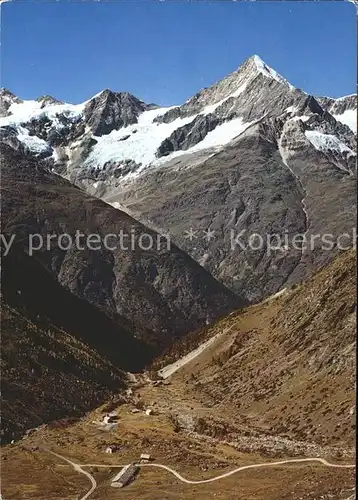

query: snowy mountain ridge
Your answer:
[0,54,356,186]
[1,54,356,306]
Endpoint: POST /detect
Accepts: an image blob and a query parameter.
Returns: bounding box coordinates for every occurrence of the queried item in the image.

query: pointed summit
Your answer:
[84,89,152,136]
[154,54,299,126]
[36,95,64,108]
[0,88,19,99]
[239,54,295,90]
[0,88,23,118]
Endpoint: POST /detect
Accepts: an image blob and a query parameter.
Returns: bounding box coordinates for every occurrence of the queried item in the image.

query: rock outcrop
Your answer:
[83,89,154,136]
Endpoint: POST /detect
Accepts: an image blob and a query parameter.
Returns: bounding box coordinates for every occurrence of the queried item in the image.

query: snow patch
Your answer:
[17,126,52,154]
[285,105,299,115]
[52,149,59,162]
[290,115,311,123]
[335,94,356,101]
[188,116,253,152]
[333,109,357,134]
[154,116,256,169]
[202,81,249,115]
[305,130,356,157]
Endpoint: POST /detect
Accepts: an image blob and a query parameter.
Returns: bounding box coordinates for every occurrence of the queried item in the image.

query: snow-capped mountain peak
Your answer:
[0,54,356,185]
[36,95,64,108]
[0,88,23,117]
[243,54,296,90]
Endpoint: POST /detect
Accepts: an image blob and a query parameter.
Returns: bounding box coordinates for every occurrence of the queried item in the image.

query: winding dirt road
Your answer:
[46,450,354,499]
[137,458,355,485]
[46,450,97,500]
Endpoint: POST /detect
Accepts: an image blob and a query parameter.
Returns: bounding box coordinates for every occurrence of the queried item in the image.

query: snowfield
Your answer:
[0,67,355,173]
[305,130,356,157]
[0,99,86,154]
[2,95,256,168]
[184,116,254,152]
[0,100,85,128]
[17,126,53,154]
[85,107,254,172]
[84,106,196,170]
[333,109,357,134]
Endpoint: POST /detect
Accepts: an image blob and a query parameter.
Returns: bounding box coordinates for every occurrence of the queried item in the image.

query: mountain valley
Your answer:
[1,250,356,499]
[0,53,356,500]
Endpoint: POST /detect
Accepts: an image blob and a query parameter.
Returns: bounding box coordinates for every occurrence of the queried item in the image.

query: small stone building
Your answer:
[111,464,139,488]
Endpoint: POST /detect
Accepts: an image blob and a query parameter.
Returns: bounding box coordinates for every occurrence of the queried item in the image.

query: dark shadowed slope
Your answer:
[1,245,157,443]
[0,144,243,348]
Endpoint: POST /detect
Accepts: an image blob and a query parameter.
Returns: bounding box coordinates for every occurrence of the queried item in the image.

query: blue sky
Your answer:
[1,1,356,105]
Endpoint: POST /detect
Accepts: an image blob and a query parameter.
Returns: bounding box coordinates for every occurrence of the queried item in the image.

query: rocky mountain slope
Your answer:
[155,249,356,449]
[1,55,355,303]
[1,144,243,348]
[1,250,355,500]
[1,246,142,444]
